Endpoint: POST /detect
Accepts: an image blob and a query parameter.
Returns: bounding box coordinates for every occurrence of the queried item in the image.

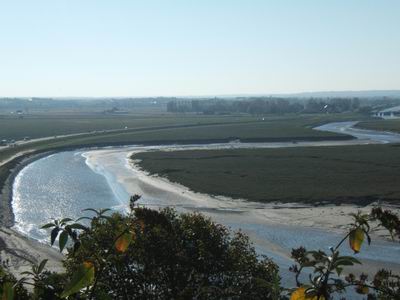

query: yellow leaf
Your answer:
[60,261,95,298]
[349,228,364,253]
[356,285,369,294]
[83,261,93,270]
[290,287,323,300]
[115,232,133,253]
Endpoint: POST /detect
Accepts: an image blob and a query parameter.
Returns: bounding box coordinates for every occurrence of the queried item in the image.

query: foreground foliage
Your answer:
[0,196,399,299]
[288,207,400,300]
[2,196,281,299]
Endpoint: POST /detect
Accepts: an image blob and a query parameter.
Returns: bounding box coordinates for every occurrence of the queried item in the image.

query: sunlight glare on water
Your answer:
[12,151,122,241]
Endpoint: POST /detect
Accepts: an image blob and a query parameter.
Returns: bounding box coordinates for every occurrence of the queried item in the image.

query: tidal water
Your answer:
[12,151,124,241]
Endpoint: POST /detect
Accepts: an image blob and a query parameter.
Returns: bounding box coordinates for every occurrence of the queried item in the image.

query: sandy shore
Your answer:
[0,227,63,278]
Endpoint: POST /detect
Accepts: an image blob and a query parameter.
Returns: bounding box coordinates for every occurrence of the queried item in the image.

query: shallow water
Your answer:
[12,152,123,241]
[315,121,400,143]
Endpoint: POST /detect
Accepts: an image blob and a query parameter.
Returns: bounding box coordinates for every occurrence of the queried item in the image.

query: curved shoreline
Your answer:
[0,151,57,227]
[0,151,65,277]
[4,119,400,229]
[0,131,356,229]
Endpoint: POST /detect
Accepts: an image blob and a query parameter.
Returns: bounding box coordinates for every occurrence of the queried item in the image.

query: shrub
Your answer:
[2,196,399,299]
[39,198,280,299]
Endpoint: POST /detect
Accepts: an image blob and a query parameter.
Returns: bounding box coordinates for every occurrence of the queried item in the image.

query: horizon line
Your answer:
[1,89,400,99]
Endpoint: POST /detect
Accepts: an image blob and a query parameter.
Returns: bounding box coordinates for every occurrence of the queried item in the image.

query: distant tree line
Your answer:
[0,97,173,113]
[167,98,303,115]
[167,97,400,115]
[1,96,400,116]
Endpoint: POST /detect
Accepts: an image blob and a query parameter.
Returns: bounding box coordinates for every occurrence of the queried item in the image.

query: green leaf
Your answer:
[334,256,361,267]
[1,282,14,300]
[66,223,88,231]
[335,266,343,276]
[41,223,56,229]
[38,259,48,274]
[50,227,60,246]
[82,208,100,215]
[60,261,95,298]
[59,231,69,252]
[99,208,111,215]
[60,218,73,225]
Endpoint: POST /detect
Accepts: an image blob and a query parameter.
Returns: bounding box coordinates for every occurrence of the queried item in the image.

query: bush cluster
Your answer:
[0,196,399,299]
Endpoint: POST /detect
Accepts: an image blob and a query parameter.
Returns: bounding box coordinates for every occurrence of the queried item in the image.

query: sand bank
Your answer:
[0,227,63,278]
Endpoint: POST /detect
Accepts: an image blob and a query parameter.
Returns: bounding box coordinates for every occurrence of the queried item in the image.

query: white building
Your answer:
[375,105,400,119]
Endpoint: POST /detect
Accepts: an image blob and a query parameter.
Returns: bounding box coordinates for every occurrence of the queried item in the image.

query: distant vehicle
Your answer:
[23,136,30,141]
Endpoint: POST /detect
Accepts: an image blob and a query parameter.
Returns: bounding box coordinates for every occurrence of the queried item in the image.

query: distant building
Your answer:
[375,105,400,119]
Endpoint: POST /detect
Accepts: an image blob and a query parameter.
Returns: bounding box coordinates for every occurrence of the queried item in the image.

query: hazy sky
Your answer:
[0,0,399,97]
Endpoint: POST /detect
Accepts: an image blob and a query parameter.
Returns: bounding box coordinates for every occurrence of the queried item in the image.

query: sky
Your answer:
[0,0,399,97]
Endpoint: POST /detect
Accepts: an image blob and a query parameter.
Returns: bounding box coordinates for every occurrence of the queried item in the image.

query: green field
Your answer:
[357,118,400,133]
[0,113,371,198]
[1,113,357,163]
[65,115,351,146]
[0,113,370,141]
[134,144,400,205]
[0,114,258,140]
